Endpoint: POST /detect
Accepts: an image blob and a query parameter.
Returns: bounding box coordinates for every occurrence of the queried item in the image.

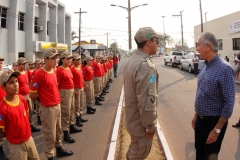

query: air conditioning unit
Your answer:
[37,26,43,32]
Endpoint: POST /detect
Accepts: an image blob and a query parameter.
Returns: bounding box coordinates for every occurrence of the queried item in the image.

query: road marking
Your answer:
[107,86,124,160]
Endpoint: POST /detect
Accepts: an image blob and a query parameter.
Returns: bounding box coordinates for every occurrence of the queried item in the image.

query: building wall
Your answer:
[194,11,240,64]
[0,0,71,64]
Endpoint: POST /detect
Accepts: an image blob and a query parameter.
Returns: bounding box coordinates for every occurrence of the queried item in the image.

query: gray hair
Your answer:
[201,32,218,52]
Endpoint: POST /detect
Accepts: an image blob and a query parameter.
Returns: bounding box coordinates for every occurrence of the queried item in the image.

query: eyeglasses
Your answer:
[151,38,159,45]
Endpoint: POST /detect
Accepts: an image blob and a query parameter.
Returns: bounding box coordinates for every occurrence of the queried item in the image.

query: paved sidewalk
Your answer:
[3,59,126,160]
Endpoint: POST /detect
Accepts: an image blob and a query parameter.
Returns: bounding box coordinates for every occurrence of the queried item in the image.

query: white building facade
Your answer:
[0,0,71,64]
[194,11,240,61]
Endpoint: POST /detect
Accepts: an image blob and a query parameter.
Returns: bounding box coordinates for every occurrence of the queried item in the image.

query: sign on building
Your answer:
[229,20,240,34]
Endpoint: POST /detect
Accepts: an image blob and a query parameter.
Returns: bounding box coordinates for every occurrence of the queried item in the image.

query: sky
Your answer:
[59,0,240,50]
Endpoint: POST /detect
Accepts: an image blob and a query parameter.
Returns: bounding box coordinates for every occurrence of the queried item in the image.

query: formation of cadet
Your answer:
[0,48,114,160]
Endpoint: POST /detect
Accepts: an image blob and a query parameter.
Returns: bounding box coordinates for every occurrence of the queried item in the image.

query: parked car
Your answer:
[2,64,12,71]
[179,52,205,73]
[164,51,184,67]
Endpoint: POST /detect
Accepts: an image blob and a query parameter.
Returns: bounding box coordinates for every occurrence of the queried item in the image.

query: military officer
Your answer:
[123,27,163,159]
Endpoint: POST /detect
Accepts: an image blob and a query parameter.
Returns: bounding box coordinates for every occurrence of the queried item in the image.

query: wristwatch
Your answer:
[214,127,221,134]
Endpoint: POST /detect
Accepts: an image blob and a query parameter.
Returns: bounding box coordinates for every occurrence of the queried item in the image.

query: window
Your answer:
[18,52,25,58]
[34,17,38,33]
[47,21,49,35]
[233,38,240,50]
[0,7,7,28]
[218,39,223,50]
[18,12,24,31]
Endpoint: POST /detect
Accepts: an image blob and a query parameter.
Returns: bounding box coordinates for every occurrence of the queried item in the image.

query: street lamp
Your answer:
[110,1,148,50]
[199,0,203,33]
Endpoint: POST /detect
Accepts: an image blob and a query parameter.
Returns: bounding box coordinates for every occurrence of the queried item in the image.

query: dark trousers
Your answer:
[194,63,199,76]
[195,116,228,160]
[113,64,118,77]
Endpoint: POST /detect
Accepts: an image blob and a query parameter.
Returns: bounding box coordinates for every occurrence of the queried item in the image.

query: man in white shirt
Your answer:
[192,53,199,77]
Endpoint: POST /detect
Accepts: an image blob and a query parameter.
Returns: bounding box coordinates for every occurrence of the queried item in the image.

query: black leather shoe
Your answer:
[70,125,82,133]
[95,98,102,105]
[31,125,41,132]
[0,146,8,160]
[232,121,240,127]
[63,131,75,143]
[48,158,53,160]
[80,115,88,122]
[87,107,95,114]
[99,97,105,101]
[56,146,74,157]
[103,90,109,93]
[37,116,41,125]
[101,93,106,96]
[90,107,96,112]
[75,117,83,127]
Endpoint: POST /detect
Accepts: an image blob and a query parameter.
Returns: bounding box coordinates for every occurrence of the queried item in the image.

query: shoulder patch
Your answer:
[149,75,156,83]
[145,57,155,68]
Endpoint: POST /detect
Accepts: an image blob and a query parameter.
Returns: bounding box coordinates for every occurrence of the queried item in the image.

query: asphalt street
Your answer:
[154,57,240,160]
[3,59,126,160]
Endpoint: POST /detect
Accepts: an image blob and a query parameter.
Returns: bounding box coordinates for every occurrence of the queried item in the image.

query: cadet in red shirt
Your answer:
[27,60,35,86]
[82,56,96,114]
[113,53,119,78]
[56,51,81,144]
[71,54,88,128]
[30,48,73,160]
[17,57,40,132]
[92,55,105,105]
[12,62,18,72]
[0,70,40,160]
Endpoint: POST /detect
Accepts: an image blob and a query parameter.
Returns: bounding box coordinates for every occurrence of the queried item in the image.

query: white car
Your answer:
[164,51,184,67]
[2,64,12,71]
[179,52,205,73]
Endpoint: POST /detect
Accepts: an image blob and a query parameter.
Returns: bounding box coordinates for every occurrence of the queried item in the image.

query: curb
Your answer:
[107,86,124,160]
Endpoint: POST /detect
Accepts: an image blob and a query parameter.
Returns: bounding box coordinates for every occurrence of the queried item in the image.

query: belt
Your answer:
[198,115,219,120]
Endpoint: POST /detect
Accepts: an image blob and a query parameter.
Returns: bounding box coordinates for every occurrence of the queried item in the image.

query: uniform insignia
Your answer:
[0,115,2,120]
[33,83,38,88]
[151,96,155,104]
[149,75,156,83]
[146,34,152,39]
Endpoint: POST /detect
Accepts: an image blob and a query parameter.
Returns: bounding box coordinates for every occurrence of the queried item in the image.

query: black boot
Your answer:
[80,115,88,122]
[99,97,105,101]
[109,79,113,83]
[56,146,74,157]
[48,158,53,160]
[103,90,109,93]
[63,131,75,143]
[90,106,96,112]
[0,146,8,160]
[87,107,95,114]
[232,119,240,127]
[31,125,41,132]
[37,116,41,125]
[75,117,83,127]
[95,97,102,105]
[70,124,82,133]
[33,104,36,114]
[101,92,106,96]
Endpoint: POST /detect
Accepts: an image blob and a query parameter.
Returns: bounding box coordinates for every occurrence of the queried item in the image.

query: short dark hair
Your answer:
[134,37,155,49]
[58,58,64,66]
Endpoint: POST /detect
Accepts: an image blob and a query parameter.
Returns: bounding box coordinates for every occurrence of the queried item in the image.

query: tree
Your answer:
[110,42,119,52]
[71,30,78,42]
[159,34,173,54]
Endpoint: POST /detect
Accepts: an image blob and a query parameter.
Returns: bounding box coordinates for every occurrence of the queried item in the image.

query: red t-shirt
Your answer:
[100,64,104,76]
[56,66,74,89]
[103,63,108,73]
[92,62,102,77]
[71,66,84,89]
[83,66,94,81]
[30,69,60,107]
[113,57,118,64]
[0,87,5,101]
[27,70,34,85]
[0,95,31,144]
[17,72,29,95]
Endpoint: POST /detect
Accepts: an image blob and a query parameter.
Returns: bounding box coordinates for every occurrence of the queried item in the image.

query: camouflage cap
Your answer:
[17,57,27,65]
[12,62,18,66]
[28,60,35,65]
[60,51,73,59]
[35,58,42,64]
[72,54,81,60]
[96,55,102,59]
[85,56,94,61]
[43,48,60,58]
[134,27,164,43]
[0,70,20,85]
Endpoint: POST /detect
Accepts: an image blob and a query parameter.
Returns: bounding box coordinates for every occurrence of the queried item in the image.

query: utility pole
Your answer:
[173,10,184,50]
[199,0,203,32]
[128,0,132,50]
[74,8,87,55]
[204,12,208,23]
[104,32,111,49]
[161,16,165,34]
